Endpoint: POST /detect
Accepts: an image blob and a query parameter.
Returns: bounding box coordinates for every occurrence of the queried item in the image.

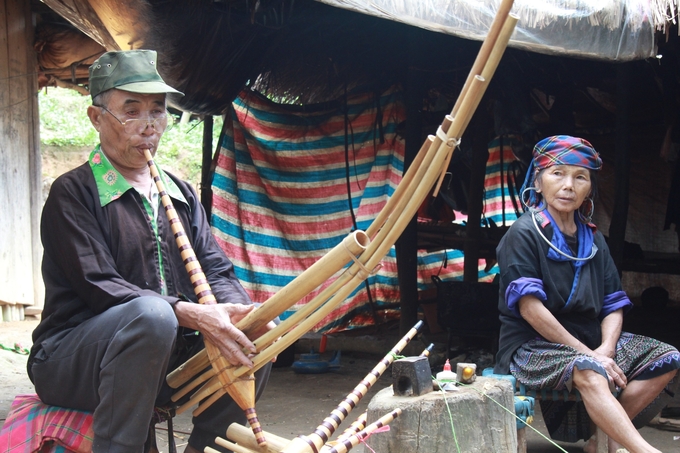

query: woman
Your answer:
[493,135,680,453]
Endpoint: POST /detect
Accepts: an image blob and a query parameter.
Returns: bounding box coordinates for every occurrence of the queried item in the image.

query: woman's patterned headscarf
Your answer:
[521,135,603,208]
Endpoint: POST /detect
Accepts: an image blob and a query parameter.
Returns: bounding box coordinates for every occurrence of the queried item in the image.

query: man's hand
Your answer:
[174,302,260,368]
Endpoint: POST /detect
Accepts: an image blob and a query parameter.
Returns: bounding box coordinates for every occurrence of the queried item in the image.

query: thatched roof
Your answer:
[31,0,679,124]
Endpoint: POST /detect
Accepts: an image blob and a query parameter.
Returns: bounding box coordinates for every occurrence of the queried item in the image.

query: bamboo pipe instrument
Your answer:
[319,409,402,453]
[164,1,518,431]
[173,137,434,379]
[280,322,422,453]
[433,0,517,197]
[166,229,370,390]
[142,148,266,447]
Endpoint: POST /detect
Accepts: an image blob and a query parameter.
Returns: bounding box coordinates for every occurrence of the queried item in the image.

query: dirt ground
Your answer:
[2,319,680,452]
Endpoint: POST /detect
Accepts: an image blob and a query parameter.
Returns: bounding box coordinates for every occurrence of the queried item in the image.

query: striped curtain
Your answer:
[482,135,524,227]
[210,87,476,332]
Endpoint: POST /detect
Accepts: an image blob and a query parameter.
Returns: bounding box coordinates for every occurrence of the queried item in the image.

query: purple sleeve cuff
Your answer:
[505,277,546,318]
[599,290,633,320]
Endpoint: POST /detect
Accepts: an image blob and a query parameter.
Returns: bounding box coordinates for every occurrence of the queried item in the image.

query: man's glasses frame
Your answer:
[95,105,173,135]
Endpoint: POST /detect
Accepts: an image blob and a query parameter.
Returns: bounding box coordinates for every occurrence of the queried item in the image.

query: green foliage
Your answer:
[39,87,223,187]
[39,88,99,147]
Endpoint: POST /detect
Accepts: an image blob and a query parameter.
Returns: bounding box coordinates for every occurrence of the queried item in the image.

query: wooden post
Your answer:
[200,114,214,219]
[463,115,490,282]
[397,29,427,335]
[608,62,632,270]
[27,0,44,312]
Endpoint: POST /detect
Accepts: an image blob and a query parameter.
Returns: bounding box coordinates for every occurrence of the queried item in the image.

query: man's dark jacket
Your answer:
[29,161,251,369]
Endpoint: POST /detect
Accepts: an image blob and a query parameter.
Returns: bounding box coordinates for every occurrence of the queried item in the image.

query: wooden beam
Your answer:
[463,115,490,282]
[397,29,427,335]
[40,0,119,50]
[84,0,148,50]
[40,0,148,51]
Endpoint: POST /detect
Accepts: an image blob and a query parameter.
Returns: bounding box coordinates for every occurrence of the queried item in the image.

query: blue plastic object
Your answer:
[291,350,341,374]
[514,396,535,429]
[481,367,517,389]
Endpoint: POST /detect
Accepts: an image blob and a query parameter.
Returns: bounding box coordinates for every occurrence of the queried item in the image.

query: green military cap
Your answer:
[89,49,184,99]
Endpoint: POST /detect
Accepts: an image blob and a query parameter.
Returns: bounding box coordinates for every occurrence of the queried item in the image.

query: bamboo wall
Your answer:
[0,0,43,321]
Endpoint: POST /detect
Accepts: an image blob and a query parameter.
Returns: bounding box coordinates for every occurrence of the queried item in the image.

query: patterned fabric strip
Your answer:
[510,334,680,442]
[0,394,93,453]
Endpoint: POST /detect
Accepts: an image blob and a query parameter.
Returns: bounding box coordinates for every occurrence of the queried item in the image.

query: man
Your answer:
[28,49,272,453]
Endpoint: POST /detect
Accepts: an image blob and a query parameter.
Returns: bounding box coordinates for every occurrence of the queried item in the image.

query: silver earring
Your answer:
[521,186,541,209]
[578,197,595,223]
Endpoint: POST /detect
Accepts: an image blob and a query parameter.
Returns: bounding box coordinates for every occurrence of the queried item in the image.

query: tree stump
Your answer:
[366,376,516,453]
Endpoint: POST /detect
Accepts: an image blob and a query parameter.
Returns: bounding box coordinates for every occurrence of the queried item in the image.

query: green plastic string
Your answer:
[433,378,462,453]
[0,343,29,355]
[457,381,569,453]
[389,352,406,361]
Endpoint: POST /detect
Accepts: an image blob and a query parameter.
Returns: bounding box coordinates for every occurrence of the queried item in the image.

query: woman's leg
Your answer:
[618,370,677,419]
[573,367,660,453]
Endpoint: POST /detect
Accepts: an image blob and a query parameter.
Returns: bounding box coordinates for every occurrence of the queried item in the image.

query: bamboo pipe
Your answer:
[236,230,370,336]
[295,321,422,452]
[142,148,266,447]
[430,14,520,198]
[335,412,367,443]
[319,409,402,453]
[462,15,519,136]
[237,90,477,376]
[226,424,292,453]
[365,137,432,239]
[247,133,437,355]
[451,0,515,119]
[433,13,519,196]
[432,0,516,196]
[166,345,211,389]
[207,440,252,453]
[166,230,369,390]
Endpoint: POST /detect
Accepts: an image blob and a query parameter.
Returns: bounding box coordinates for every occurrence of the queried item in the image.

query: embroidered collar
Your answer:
[88,145,188,207]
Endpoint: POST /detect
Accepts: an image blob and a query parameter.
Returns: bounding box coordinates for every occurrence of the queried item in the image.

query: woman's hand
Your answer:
[591,350,627,389]
[593,343,615,359]
[174,301,258,368]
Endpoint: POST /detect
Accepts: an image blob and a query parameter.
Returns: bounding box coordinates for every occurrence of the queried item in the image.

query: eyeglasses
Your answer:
[96,105,173,134]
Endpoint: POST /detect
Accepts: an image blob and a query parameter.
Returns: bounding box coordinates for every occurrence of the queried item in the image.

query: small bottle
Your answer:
[436,359,457,382]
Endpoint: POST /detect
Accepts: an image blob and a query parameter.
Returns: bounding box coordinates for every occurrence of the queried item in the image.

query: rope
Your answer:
[343,240,381,280]
[435,125,461,149]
